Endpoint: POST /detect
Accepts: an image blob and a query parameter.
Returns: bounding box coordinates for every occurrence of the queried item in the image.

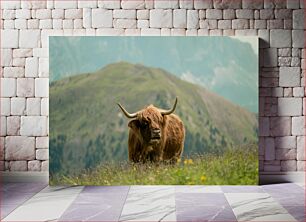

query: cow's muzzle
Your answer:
[151,129,161,141]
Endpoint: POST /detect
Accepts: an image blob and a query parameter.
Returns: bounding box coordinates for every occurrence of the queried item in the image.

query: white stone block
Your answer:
[41,160,49,171]
[17,78,34,97]
[281,160,297,171]
[265,137,275,160]
[1,30,19,48]
[20,116,48,136]
[19,30,41,48]
[82,8,91,28]
[150,9,172,28]
[28,160,41,171]
[293,9,305,30]
[98,0,120,9]
[47,0,54,9]
[206,9,222,19]
[4,20,15,29]
[232,19,249,29]
[292,116,305,136]
[3,9,16,19]
[214,0,241,8]
[15,9,31,19]
[270,117,291,136]
[92,9,113,28]
[1,98,10,116]
[52,9,64,18]
[210,29,223,36]
[140,28,161,36]
[26,98,41,116]
[39,19,53,29]
[293,87,304,97]
[187,10,199,29]
[125,28,141,36]
[78,0,97,8]
[279,67,300,87]
[5,136,35,160]
[297,136,305,161]
[275,136,297,149]
[36,149,48,160]
[236,9,254,19]
[35,9,51,19]
[1,117,6,136]
[270,29,291,48]
[21,1,46,9]
[173,9,187,28]
[161,28,171,36]
[278,98,302,116]
[114,19,137,28]
[13,58,26,67]
[1,49,12,67]
[137,10,149,19]
[179,0,193,9]
[39,58,49,77]
[96,28,124,36]
[11,97,26,115]
[86,29,96,35]
[154,0,178,8]
[54,0,77,9]
[276,148,297,160]
[35,78,49,97]
[41,98,49,116]
[27,19,39,29]
[122,0,145,8]
[36,137,49,148]
[1,78,16,97]
[74,19,83,28]
[25,57,38,78]
[137,20,149,28]
[53,19,63,29]
[297,161,305,171]
[65,9,82,19]
[292,30,305,48]
[242,0,263,9]
[218,20,232,29]
[194,0,212,9]
[287,0,300,9]
[7,116,20,136]
[15,19,27,29]
[3,67,24,78]
[1,1,20,9]
[171,29,186,36]
[63,19,74,29]
[9,161,27,171]
[186,29,197,36]
[114,9,136,18]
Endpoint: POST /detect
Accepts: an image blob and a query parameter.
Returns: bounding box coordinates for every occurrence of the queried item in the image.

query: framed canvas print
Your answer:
[49,36,258,185]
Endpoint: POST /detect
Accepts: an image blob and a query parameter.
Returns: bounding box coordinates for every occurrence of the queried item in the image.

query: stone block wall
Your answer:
[0,0,305,173]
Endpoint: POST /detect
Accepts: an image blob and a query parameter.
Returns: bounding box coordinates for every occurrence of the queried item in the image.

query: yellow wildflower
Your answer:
[188,159,193,164]
[201,175,206,182]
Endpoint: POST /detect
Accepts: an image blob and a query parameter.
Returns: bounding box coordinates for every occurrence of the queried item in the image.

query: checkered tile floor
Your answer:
[1,183,304,221]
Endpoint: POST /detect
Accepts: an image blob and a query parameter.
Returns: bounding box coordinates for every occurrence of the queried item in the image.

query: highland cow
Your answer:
[117,98,185,163]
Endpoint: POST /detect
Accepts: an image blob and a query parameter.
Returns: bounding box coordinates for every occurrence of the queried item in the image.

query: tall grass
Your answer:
[50,146,258,185]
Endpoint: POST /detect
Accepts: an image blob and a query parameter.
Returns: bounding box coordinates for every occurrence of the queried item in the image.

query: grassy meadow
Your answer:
[50,145,258,185]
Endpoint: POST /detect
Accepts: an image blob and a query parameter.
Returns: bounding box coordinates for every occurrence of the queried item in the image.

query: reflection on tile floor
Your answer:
[1,183,304,222]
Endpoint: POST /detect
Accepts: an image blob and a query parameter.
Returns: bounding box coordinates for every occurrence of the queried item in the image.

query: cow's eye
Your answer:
[142,122,148,128]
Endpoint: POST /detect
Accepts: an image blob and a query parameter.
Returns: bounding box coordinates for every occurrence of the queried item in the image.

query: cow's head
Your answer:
[117,98,177,145]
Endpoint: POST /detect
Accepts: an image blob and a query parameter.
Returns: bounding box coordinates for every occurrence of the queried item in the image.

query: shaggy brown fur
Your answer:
[126,105,185,163]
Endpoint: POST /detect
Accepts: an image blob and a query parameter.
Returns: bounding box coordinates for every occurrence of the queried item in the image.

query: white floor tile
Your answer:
[225,193,297,222]
[119,186,176,222]
[3,186,84,221]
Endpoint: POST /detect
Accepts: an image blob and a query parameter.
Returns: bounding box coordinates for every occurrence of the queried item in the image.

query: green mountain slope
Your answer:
[50,62,257,175]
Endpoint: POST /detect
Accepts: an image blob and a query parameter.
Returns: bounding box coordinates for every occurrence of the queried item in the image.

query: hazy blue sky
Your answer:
[50,37,258,112]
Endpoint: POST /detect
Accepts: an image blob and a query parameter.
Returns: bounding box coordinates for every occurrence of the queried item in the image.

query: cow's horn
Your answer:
[161,97,178,115]
[117,103,137,118]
